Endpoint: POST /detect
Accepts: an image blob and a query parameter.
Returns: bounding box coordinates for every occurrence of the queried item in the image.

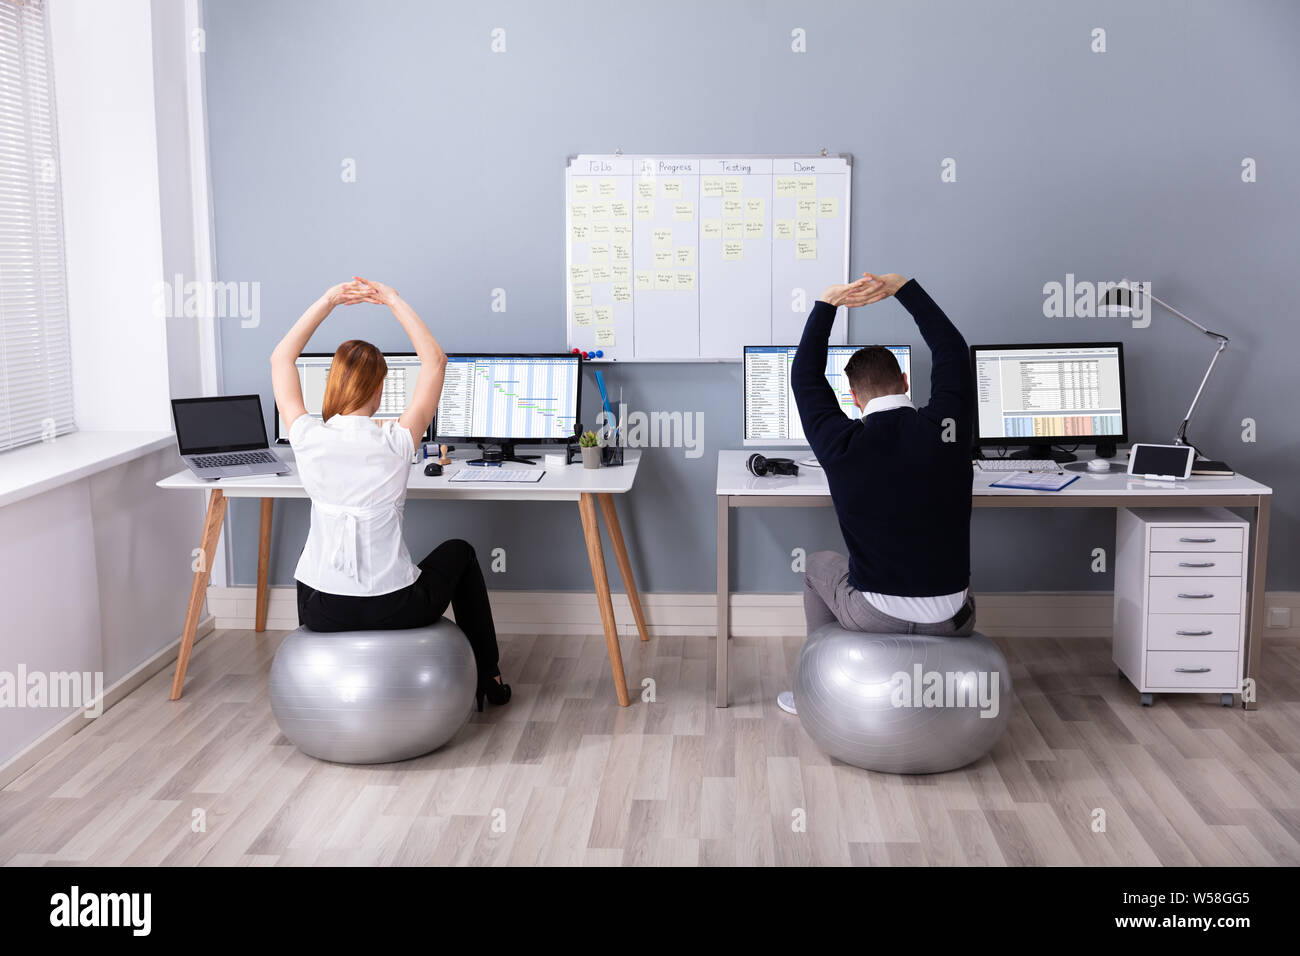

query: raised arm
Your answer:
[352,277,447,451]
[271,281,369,432]
[791,277,876,462]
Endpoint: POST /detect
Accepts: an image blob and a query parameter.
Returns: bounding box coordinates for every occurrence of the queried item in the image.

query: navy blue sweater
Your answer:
[792,279,974,597]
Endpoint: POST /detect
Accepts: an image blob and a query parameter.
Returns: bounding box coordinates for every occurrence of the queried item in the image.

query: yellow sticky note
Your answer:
[635,200,654,220]
[571,203,589,220]
[796,218,817,239]
[655,270,675,290]
[723,177,742,196]
[591,222,611,238]
[613,223,632,237]
[702,219,722,239]
[573,306,592,326]
[723,241,743,261]
[797,177,816,196]
[702,177,723,198]
[598,179,618,199]
[594,306,613,324]
[571,223,590,242]
[675,246,696,267]
[570,264,591,284]
[612,243,631,262]
[595,326,615,347]
[612,283,632,303]
[653,248,674,267]
[591,202,611,220]
[573,284,592,305]
[818,198,838,218]
[723,220,744,240]
[775,177,797,197]
[797,199,817,216]
[675,271,696,291]
[611,263,631,281]
[636,180,655,200]
[796,240,817,260]
[653,228,673,248]
[573,180,593,200]
[610,200,630,219]
[591,264,612,283]
[745,197,765,218]
[745,220,765,239]
[774,219,795,240]
[635,270,654,291]
[673,202,694,222]
[722,199,742,218]
[589,242,610,262]
[660,179,683,198]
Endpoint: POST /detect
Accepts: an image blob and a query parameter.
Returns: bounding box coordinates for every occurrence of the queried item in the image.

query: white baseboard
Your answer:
[0,615,216,791]
[205,587,1300,639]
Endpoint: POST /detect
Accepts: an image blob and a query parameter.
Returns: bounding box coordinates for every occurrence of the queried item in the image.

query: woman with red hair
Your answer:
[271,278,510,711]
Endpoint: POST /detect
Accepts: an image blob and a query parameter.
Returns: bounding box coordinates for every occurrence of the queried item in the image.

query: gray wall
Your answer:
[203,0,1298,593]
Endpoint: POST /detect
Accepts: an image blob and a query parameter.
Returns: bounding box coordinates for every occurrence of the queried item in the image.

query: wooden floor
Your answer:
[3,626,1299,866]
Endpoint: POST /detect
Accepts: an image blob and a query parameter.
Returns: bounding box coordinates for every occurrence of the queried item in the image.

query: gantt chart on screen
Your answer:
[436,356,580,439]
[744,346,912,444]
[974,345,1123,438]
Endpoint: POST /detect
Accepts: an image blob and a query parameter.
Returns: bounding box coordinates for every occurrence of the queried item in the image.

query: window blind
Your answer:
[0,0,73,452]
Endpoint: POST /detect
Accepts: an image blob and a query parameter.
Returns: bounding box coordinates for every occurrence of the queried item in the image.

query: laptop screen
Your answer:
[172,395,268,455]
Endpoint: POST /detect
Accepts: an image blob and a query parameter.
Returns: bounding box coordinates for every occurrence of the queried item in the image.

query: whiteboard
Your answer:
[565,154,851,362]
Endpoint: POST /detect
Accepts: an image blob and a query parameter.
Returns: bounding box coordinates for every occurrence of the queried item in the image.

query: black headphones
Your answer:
[746,453,799,477]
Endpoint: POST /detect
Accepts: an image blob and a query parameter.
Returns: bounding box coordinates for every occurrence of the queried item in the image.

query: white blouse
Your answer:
[289,414,419,596]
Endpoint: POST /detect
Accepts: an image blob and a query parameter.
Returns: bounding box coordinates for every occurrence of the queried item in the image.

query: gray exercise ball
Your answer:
[794,625,1012,774]
[269,619,477,764]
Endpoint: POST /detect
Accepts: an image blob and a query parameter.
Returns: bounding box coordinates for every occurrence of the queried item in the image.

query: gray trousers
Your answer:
[803,551,976,637]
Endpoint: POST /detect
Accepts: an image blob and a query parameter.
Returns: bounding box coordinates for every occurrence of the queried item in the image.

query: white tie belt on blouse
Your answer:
[312,500,394,579]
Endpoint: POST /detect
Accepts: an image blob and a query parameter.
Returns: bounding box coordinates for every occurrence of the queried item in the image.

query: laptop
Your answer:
[171,394,290,479]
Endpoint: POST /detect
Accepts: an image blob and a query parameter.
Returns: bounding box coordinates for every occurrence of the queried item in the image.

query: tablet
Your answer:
[1127,443,1195,480]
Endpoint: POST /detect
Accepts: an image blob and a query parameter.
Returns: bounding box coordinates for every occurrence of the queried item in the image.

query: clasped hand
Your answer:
[325,276,399,308]
[820,272,907,308]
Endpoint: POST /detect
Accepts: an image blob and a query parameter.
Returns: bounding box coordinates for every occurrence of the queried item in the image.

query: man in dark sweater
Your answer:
[777,272,976,716]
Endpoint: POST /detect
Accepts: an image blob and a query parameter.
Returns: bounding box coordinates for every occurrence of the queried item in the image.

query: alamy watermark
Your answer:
[595,402,704,459]
[0,666,103,718]
[889,664,1002,718]
[152,274,261,327]
[1042,274,1151,328]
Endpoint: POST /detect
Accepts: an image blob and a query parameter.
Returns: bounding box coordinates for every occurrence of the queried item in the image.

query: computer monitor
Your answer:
[971,342,1128,462]
[743,345,912,447]
[432,353,582,463]
[274,351,430,441]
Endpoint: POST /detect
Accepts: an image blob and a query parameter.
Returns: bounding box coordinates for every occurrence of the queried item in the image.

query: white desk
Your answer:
[158,451,648,705]
[715,450,1273,709]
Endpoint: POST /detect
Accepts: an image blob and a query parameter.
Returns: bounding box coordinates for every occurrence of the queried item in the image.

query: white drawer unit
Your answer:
[1113,507,1248,707]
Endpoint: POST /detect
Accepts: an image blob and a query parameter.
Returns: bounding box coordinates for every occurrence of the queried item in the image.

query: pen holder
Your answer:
[600,444,624,467]
[565,441,583,466]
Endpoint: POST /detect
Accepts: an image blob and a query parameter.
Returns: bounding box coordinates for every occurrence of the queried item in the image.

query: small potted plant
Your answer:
[579,430,601,469]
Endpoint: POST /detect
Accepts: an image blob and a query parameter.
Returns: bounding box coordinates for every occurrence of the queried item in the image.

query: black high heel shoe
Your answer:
[475,677,512,712]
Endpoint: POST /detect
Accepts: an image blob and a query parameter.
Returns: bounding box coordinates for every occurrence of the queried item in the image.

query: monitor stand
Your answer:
[465,442,540,466]
[1009,442,1077,464]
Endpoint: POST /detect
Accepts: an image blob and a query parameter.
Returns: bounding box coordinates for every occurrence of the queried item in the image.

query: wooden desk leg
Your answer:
[1244,494,1270,711]
[255,497,273,633]
[716,495,729,708]
[597,493,649,642]
[579,493,631,707]
[170,488,227,701]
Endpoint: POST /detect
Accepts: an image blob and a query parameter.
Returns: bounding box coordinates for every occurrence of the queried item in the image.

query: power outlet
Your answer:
[1267,607,1291,629]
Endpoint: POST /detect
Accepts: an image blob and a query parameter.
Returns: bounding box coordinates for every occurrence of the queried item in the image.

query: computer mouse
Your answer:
[423,462,443,477]
[1087,458,1111,473]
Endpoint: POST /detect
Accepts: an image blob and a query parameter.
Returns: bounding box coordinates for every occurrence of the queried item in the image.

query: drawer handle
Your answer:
[1174,667,1212,674]
[1177,592,1214,599]
[1175,629,1214,636]
[1178,561,1215,568]
[1178,536,1217,543]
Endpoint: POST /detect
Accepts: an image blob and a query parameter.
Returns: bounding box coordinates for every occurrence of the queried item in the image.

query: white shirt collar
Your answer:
[325,414,376,428]
[861,393,914,418]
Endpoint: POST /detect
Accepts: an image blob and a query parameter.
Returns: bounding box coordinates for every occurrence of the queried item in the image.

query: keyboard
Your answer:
[448,468,544,483]
[974,459,1062,472]
[193,450,276,467]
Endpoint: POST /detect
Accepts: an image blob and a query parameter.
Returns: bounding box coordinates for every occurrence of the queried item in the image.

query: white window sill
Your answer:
[0,430,175,508]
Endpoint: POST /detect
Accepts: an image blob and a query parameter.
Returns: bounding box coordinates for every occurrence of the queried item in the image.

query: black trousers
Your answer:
[296,539,501,685]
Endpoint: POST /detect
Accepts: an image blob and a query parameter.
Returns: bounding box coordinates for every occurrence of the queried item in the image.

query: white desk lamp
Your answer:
[1100,280,1229,459]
